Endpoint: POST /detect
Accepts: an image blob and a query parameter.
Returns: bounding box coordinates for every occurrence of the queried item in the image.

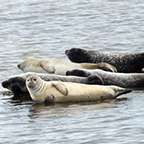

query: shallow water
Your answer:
[0,0,144,143]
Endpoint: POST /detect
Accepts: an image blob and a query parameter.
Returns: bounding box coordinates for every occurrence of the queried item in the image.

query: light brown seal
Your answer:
[17,57,117,75]
[26,74,131,103]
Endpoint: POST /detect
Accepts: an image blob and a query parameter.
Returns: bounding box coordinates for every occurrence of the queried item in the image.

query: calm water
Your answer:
[0,0,144,143]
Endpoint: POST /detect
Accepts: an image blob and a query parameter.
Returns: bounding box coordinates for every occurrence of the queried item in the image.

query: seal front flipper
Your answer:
[81,63,117,72]
[87,74,104,85]
[51,82,68,96]
[40,61,55,73]
[44,95,55,104]
[66,69,90,77]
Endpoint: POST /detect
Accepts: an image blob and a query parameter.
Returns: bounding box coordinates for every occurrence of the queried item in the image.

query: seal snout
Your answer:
[66,71,71,76]
[65,50,69,55]
[17,64,21,69]
[2,80,9,88]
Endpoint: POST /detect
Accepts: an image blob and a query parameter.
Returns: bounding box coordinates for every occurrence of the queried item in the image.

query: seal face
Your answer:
[26,74,131,104]
[26,74,46,102]
[65,48,144,73]
[26,74,43,92]
[17,58,55,73]
[2,77,27,94]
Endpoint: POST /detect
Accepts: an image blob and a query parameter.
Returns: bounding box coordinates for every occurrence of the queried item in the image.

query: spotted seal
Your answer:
[26,74,131,103]
[66,69,144,89]
[65,48,144,73]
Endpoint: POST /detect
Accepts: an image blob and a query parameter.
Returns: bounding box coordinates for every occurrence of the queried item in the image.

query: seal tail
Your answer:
[113,86,132,97]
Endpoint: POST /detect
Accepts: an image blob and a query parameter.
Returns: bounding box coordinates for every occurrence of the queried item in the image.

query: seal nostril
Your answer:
[17,64,20,68]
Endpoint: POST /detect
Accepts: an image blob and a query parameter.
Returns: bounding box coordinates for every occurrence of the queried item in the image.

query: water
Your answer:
[0,0,144,143]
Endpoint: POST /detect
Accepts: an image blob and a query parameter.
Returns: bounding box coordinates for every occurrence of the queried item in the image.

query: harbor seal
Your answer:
[17,57,117,75]
[1,72,102,100]
[66,69,144,89]
[26,74,131,103]
[65,48,144,73]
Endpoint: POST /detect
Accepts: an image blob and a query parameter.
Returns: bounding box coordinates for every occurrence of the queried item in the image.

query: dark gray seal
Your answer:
[65,48,144,73]
[66,69,144,89]
[1,72,102,100]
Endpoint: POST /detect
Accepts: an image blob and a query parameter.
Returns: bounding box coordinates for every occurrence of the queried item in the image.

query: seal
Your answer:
[17,57,117,75]
[1,76,31,100]
[1,72,102,100]
[26,74,131,103]
[66,69,144,89]
[65,48,144,73]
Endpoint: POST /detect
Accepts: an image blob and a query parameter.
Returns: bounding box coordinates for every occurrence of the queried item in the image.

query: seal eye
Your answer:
[33,78,37,82]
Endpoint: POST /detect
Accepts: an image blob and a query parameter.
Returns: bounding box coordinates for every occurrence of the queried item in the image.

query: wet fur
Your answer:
[65,48,144,73]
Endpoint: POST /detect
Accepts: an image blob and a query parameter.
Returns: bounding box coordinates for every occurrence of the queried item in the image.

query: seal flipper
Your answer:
[113,87,132,97]
[66,69,90,77]
[40,61,55,73]
[45,95,55,104]
[81,63,117,72]
[87,74,104,85]
[52,82,68,96]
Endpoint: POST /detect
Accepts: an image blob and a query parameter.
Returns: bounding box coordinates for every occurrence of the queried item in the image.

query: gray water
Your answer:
[0,0,144,143]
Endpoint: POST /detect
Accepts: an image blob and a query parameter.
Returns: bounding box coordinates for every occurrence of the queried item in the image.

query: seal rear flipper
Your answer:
[95,63,117,72]
[40,61,55,73]
[52,82,68,96]
[66,69,90,77]
[114,88,132,97]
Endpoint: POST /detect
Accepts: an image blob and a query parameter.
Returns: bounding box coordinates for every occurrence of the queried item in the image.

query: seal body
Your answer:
[17,57,117,75]
[66,69,144,89]
[65,48,144,73]
[26,74,131,103]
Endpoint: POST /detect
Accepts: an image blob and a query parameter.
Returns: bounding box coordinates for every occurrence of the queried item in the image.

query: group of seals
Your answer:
[1,72,103,100]
[4,47,144,103]
[26,74,131,103]
[17,57,117,75]
[65,48,144,73]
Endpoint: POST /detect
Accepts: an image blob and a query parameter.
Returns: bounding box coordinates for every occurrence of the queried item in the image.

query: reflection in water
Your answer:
[28,99,126,120]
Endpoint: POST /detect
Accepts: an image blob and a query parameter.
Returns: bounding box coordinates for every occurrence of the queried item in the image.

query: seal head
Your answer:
[26,74,43,91]
[65,48,92,63]
[17,58,55,73]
